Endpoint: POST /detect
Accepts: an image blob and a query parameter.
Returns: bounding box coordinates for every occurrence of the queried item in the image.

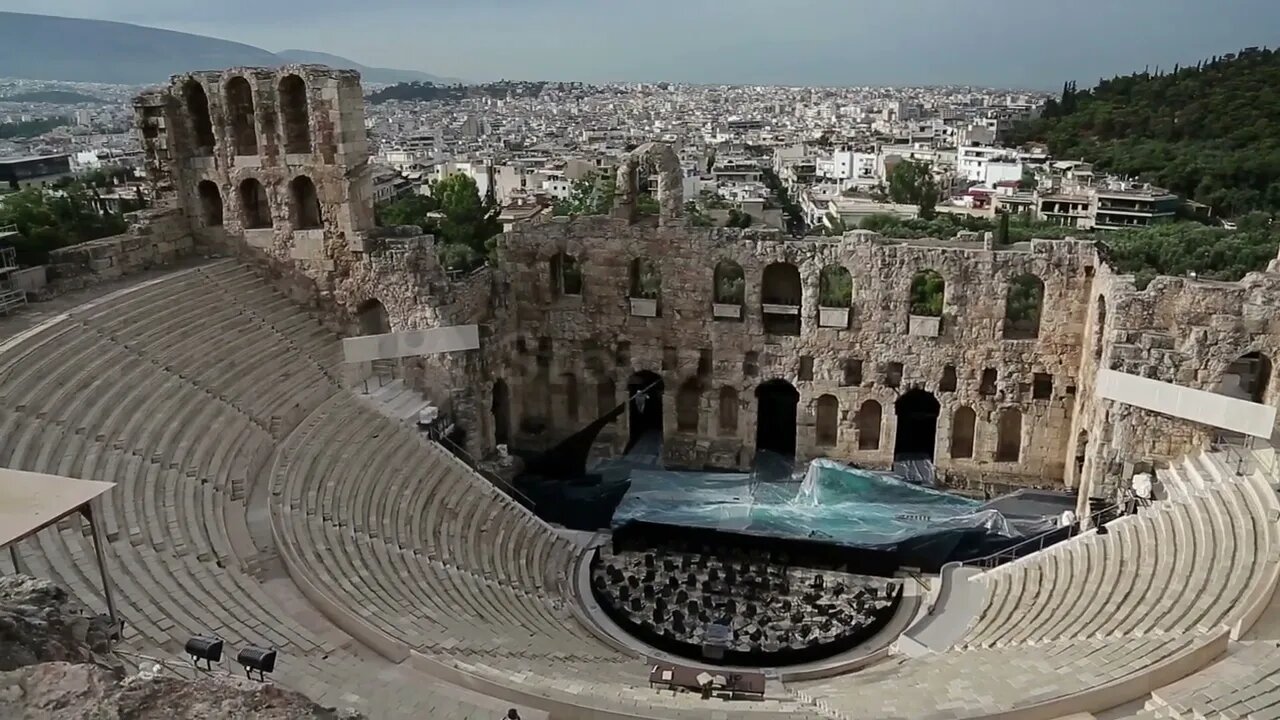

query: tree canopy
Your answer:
[374,174,501,273]
[886,160,939,219]
[1009,47,1280,216]
[553,171,616,218]
[0,186,128,266]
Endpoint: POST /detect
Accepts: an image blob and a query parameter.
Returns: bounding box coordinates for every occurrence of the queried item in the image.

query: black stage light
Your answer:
[185,635,223,670]
[237,645,277,681]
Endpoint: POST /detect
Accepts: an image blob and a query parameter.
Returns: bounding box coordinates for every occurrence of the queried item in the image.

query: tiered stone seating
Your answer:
[0,263,504,718]
[1118,640,1280,719]
[790,633,1211,720]
[960,448,1279,649]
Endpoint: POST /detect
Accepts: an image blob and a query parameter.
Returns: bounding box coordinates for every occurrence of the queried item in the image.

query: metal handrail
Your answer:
[433,430,538,511]
[960,500,1124,570]
[1211,434,1280,486]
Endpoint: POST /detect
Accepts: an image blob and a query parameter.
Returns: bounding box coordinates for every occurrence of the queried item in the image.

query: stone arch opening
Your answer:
[197,181,223,227]
[755,379,799,458]
[290,175,323,229]
[996,409,1023,462]
[894,389,940,462]
[761,262,802,335]
[626,371,664,452]
[356,299,390,335]
[818,264,852,308]
[856,400,882,450]
[238,178,272,229]
[1074,429,1088,484]
[1093,296,1107,362]
[815,394,839,447]
[183,79,215,154]
[718,386,739,435]
[279,74,311,154]
[550,253,582,297]
[1004,274,1045,339]
[613,142,682,225]
[950,406,976,459]
[597,376,617,417]
[676,379,702,433]
[1216,351,1273,404]
[492,380,511,447]
[225,76,258,156]
[909,269,945,317]
[713,260,745,306]
[629,257,660,299]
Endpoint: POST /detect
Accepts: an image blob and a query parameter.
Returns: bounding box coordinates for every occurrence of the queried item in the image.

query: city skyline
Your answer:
[0,1,1277,89]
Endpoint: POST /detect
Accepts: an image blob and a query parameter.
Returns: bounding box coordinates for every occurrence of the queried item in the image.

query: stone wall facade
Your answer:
[45,207,197,292]
[125,66,1280,498]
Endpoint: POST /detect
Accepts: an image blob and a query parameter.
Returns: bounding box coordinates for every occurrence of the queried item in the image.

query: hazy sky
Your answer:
[3,0,1279,88]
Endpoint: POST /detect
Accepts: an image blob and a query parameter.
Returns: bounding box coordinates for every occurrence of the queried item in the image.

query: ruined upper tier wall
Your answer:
[492,219,1097,484]
[136,65,375,261]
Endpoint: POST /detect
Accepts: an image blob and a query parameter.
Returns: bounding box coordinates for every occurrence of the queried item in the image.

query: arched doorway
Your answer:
[356,299,390,335]
[492,380,511,447]
[1216,351,1273,403]
[755,379,799,458]
[894,389,940,462]
[626,371,664,453]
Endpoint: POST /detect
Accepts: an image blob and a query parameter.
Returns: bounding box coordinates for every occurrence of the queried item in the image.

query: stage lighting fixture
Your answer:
[185,635,223,670]
[237,645,277,681]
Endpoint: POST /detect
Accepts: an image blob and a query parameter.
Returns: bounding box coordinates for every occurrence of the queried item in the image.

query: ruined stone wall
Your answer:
[45,206,197,292]
[492,218,1096,485]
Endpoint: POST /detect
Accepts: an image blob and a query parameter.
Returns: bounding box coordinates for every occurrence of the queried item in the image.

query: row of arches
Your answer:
[196,176,322,230]
[547,253,1047,337]
[182,74,311,156]
[492,375,1026,464]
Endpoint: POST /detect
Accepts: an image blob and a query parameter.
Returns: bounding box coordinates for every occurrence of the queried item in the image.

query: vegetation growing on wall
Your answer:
[818,265,853,307]
[910,270,945,316]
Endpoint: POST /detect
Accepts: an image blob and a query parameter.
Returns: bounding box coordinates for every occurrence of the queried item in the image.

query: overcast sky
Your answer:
[3,0,1279,88]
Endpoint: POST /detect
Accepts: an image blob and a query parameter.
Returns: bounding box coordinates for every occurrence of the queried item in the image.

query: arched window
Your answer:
[183,80,215,153]
[550,253,582,297]
[676,379,702,433]
[225,76,258,156]
[356,299,389,335]
[289,176,322,229]
[239,178,272,229]
[996,409,1022,462]
[1093,296,1107,362]
[492,380,511,447]
[951,406,976,459]
[1216,352,1274,404]
[857,400,882,450]
[197,181,223,227]
[279,74,311,154]
[818,265,852,308]
[597,377,616,416]
[629,257,660,299]
[713,260,745,305]
[718,386,739,435]
[562,373,579,424]
[762,262,802,335]
[815,394,839,447]
[909,269,945,317]
[1004,274,1045,339]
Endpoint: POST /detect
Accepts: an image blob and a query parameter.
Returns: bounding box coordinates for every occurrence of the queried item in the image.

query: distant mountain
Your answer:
[0,12,450,87]
[275,50,460,85]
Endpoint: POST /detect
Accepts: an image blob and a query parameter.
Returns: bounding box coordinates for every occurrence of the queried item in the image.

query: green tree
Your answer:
[0,185,127,266]
[887,160,939,218]
[726,208,754,228]
[909,270,945,316]
[374,174,501,272]
[553,171,616,217]
[376,193,439,228]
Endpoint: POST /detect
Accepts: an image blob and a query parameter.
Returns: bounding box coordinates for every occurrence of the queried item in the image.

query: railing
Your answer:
[960,500,1124,570]
[432,430,538,512]
[1211,433,1280,487]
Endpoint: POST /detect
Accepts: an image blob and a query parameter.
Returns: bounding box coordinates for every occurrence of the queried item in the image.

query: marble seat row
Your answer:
[791,632,1210,720]
[960,449,1278,648]
[1121,640,1280,719]
[0,266,501,718]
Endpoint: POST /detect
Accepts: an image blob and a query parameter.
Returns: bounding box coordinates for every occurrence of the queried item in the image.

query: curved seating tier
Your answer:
[270,391,827,718]
[0,262,503,718]
[791,632,1212,720]
[960,450,1279,649]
